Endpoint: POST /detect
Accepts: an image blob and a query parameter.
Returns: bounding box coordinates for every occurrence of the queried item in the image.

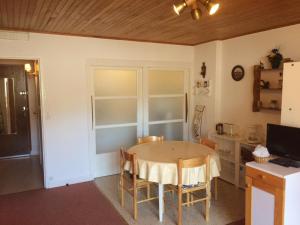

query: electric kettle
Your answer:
[216,123,224,135]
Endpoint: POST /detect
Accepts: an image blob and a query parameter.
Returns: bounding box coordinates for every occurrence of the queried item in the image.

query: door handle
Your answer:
[185,93,188,123]
[91,96,94,129]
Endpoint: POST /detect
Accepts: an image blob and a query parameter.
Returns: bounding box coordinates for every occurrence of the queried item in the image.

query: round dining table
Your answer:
[125,141,221,222]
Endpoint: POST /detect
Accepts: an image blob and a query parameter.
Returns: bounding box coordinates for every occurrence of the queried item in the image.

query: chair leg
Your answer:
[205,191,211,222]
[147,183,151,199]
[214,178,218,201]
[187,193,190,207]
[120,176,124,207]
[133,187,138,220]
[178,191,182,225]
[190,193,194,206]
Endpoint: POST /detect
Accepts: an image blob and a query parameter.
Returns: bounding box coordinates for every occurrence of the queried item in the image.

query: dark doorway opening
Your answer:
[0,59,44,195]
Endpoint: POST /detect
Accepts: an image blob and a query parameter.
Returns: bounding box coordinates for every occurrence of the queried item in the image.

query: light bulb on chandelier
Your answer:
[173,0,220,20]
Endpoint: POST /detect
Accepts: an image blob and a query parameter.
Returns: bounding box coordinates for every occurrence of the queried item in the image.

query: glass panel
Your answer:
[148,70,184,95]
[95,99,137,125]
[0,78,16,134]
[96,126,137,154]
[149,97,183,121]
[149,123,183,140]
[94,69,137,96]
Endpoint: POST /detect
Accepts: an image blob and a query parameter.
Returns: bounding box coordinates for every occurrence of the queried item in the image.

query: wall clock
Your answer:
[231,65,245,81]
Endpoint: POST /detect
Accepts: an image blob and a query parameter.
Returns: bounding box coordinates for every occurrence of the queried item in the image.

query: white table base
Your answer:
[158,183,164,222]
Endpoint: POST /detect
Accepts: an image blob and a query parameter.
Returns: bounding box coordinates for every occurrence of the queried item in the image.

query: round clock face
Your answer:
[232,65,245,81]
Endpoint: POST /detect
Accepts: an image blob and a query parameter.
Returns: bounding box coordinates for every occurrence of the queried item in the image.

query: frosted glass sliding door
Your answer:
[146,70,188,140]
[91,67,189,177]
[92,68,141,177]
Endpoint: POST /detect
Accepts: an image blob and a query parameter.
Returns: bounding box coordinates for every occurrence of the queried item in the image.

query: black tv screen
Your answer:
[267,124,300,161]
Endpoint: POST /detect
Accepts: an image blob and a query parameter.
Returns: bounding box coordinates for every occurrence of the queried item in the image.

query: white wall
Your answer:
[0,32,193,188]
[193,41,222,137]
[195,24,300,139]
[3,23,300,188]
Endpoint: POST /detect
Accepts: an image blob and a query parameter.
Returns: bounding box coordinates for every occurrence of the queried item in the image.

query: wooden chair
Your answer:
[176,155,211,225]
[137,135,164,144]
[119,148,158,220]
[137,135,175,197]
[200,138,218,200]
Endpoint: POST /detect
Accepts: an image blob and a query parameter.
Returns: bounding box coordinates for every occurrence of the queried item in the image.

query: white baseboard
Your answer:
[44,175,93,189]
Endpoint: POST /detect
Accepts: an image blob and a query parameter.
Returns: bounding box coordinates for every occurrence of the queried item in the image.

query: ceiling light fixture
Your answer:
[173,0,220,20]
[191,2,202,20]
[204,0,220,15]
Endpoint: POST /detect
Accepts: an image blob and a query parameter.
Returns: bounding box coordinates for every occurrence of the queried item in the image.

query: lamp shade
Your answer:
[191,8,202,20]
[24,63,32,72]
[207,2,219,15]
[173,2,187,15]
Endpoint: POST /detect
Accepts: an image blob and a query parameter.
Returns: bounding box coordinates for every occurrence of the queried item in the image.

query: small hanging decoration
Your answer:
[200,62,206,78]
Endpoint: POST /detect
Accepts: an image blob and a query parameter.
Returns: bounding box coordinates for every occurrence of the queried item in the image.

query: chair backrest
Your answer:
[120,148,137,176]
[200,138,217,150]
[177,155,210,186]
[137,136,164,144]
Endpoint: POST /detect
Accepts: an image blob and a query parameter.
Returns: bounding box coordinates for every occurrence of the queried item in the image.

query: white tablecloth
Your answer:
[124,141,221,185]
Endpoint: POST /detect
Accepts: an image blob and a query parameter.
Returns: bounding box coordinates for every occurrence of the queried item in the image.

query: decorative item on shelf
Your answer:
[259,61,264,69]
[270,100,278,109]
[267,48,283,69]
[246,125,262,144]
[200,62,206,78]
[224,123,238,137]
[216,123,224,135]
[231,65,245,81]
[173,0,220,21]
[260,79,270,89]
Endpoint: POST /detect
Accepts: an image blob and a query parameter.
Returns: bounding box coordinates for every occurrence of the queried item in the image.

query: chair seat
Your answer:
[123,172,152,187]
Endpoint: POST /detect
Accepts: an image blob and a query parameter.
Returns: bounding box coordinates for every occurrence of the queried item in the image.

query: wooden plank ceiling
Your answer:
[0,0,300,45]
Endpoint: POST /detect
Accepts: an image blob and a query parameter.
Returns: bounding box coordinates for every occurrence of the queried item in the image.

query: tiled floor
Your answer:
[95,175,245,225]
[0,156,44,195]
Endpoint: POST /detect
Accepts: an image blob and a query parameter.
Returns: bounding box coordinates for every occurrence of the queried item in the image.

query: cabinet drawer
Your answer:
[246,166,285,189]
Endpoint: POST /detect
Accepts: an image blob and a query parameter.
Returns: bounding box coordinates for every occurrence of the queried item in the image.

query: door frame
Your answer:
[0,57,46,187]
[86,59,192,179]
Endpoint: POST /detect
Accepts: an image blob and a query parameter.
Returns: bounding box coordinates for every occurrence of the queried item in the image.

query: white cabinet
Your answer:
[281,62,300,127]
[246,162,300,225]
[210,133,241,187]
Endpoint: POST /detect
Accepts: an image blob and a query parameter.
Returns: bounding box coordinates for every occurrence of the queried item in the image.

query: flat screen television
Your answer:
[267,123,300,161]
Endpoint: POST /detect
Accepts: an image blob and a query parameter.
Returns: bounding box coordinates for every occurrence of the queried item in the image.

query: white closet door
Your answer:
[92,68,142,177]
[281,62,300,127]
[146,69,188,140]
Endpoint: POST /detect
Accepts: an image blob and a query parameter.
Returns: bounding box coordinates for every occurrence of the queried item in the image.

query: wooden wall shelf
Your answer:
[252,65,283,112]
[260,88,282,92]
[260,107,281,112]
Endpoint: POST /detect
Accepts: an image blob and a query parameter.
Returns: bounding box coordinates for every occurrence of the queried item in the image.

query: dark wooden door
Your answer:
[0,65,31,157]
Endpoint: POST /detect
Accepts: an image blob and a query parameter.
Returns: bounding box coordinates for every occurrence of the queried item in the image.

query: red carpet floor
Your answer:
[0,182,128,225]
